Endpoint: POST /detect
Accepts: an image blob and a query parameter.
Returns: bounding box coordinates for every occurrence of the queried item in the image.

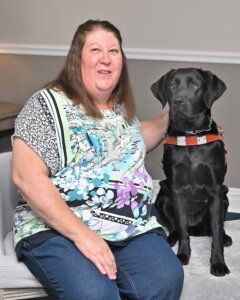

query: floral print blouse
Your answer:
[13,89,161,247]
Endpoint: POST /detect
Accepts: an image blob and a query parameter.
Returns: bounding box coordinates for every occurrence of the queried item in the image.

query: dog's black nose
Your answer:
[174,96,185,105]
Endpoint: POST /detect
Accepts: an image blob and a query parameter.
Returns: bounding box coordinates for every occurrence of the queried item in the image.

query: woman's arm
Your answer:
[140,111,169,152]
[12,138,116,280]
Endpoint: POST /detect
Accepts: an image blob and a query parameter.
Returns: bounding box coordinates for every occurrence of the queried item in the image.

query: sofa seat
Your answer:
[1,232,43,289]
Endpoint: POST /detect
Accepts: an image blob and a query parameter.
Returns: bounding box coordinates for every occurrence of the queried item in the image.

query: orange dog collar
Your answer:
[164,134,222,146]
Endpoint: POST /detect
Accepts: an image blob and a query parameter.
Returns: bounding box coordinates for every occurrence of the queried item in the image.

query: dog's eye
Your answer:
[191,81,199,88]
[168,81,176,89]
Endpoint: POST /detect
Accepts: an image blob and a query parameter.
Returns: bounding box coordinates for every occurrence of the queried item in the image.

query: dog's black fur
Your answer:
[151,68,232,276]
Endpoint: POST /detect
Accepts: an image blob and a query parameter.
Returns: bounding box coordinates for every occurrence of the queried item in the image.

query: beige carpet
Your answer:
[178,220,240,300]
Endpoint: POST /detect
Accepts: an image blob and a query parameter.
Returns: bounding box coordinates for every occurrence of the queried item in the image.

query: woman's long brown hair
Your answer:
[45,19,136,122]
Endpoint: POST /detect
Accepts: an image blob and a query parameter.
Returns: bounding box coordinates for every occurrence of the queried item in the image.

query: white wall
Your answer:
[0,1,239,190]
[1,0,240,60]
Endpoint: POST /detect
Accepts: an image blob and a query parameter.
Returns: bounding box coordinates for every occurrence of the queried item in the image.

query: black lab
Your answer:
[151,68,232,276]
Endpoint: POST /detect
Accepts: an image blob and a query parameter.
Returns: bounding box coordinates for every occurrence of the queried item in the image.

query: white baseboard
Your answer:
[1,43,240,64]
[125,48,240,64]
[228,187,240,213]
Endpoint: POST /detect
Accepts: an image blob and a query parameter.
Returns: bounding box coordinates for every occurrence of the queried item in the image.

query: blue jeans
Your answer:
[21,232,184,300]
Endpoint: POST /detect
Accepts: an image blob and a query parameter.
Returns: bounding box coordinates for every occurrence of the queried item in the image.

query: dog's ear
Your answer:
[201,70,227,108]
[151,70,173,108]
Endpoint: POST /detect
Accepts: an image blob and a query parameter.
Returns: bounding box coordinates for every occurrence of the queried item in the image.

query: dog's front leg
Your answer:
[209,187,230,276]
[172,189,191,265]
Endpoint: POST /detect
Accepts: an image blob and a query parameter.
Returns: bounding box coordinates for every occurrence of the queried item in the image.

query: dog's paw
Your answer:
[177,253,190,265]
[210,263,230,276]
[223,234,233,247]
[167,231,178,246]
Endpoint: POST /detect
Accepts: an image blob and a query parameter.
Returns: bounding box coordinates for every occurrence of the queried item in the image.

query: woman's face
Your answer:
[81,28,123,104]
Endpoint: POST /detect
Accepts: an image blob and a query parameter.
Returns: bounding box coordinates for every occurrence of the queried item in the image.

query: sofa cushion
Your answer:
[0,231,43,288]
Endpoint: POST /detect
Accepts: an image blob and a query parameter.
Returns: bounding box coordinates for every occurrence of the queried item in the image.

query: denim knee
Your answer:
[113,233,184,300]
[146,260,184,300]
[59,278,121,300]
[160,257,184,300]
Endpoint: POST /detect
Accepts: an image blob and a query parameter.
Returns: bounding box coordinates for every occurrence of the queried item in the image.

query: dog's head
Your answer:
[151,68,226,132]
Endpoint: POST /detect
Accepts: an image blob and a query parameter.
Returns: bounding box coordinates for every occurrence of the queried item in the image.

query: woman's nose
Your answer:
[100,51,111,64]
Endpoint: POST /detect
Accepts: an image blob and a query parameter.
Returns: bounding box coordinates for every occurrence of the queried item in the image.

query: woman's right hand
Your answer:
[73,227,117,280]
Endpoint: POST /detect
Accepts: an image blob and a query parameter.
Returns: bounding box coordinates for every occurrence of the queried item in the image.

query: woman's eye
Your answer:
[109,49,119,54]
[91,48,101,53]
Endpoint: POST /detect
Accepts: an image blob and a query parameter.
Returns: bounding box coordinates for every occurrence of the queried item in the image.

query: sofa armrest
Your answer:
[0,152,18,255]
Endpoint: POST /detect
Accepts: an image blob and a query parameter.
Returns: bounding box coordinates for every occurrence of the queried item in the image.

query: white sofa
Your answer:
[0,152,47,299]
[0,151,239,300]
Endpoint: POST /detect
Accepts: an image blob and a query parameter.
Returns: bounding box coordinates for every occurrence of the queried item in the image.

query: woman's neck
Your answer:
[95,97,116,110]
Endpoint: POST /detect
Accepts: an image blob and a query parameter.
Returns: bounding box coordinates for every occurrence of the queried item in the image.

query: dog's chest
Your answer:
[163,141,225,185]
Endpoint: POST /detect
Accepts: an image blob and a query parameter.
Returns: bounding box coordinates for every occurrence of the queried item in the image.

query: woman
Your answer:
[12,19,183,299]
